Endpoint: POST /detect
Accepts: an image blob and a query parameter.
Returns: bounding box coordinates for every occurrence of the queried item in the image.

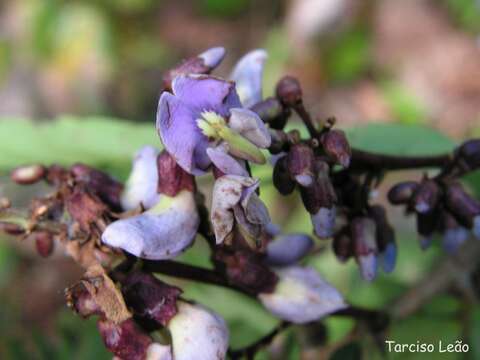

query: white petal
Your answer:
[121,146,160,211]
[266,234,314,266]
[229,108,271,148]
[198,46,226,68]
[230,49,267,108]
[211,175,257,244]
[168,301,229,360]
[146,343,173,360]
[259,266,346,323]
[102,191,199,260]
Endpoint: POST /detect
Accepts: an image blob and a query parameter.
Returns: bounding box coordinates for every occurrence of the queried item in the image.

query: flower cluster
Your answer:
[2,46,480,360]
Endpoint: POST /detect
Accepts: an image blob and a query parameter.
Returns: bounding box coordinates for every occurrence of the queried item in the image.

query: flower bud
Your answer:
[97,318,152,360]
[71,163,123,211]
[320,130,351,168]
[265,233,314,266]
[455,139,480,170]
[387,181,418,205]
[311,207,336,239]
[370,206,396,273]
[157,150,195,196]
[259,266,346,323]
[411,178,440,214]
[34,230,54,257]
[333,228,352,262]
[0,221,25,236]
[286,144,315,187]
[416,209,439,249]
[276,76,302,106]
[351,217,378,281]
[146,343,173,360]
[162,47,226,91]
[251,97,288,130]
[272,155,296,195]
[121,271,182,327]
[167,301,229,360]
[45,164,69,185]
[65,282,103,318]
[11,164,46,185]
[65,187,108,233]
[440,211,469,253]
[445,182,480,238]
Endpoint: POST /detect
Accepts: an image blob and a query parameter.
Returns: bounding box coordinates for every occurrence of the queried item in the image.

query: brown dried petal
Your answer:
[65,187,108,233]
[157,151,195,197]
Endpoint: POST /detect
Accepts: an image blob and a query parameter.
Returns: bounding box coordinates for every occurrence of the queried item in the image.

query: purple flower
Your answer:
[157,53,271,175]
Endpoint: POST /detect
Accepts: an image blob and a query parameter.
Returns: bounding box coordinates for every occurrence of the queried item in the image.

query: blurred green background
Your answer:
[1,0,480,359]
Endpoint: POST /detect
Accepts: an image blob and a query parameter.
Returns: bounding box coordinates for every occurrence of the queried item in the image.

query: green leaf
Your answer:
[0,116,159,179]
[345,123,455,156]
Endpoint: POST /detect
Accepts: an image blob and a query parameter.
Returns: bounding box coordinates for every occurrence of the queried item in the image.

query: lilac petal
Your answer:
[156,92,209,175]
[379,242,397,273]
[265,222,282,237]
[229,108,271,148]
[172,75,241,117]
[146,344,173,360]
[230,49,267,108]
[211,175,257,244]
[311,207,336,239]
[198,47,226,69]
[102,192,199,260]
[266,234,314,266]
[259,266,347,323]
[474,216,480,239]
[121,146,161,211]
[443,227,469,253]
[206,144,249,176]
[356,254,378,282]
[168,301,229,360]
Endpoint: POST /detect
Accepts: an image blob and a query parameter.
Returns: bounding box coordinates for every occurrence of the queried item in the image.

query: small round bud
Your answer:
[351,217,378,281]
[272,156,296,195]
[251,97,288,130]
[445,182,480,229]
[387,181,418,205]
[34,231,54,257]
[455,139,480,170]
[320,130,352,168]
[286,144,315,186]
[333,228,352,262]
[411,178,440,214]
[275,76,302,106]
[11,165,46,185]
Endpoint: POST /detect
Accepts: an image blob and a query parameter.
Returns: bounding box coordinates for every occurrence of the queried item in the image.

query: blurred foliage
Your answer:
[443,0,480,33]
[380,81,428,125]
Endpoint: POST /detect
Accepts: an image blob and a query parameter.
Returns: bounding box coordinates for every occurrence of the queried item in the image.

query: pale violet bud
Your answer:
[229,108,271,148]
[351,217,378,282]
[146,343,173,360]
[198,46,226,69]
[311,207,336,239]
[474,216,480,239]
[379,242,396,273]
[259,266,347,323]
[121,146,160,211]
[230,49,268,108]
[102,191,199,259]
[168,301,229,360]
[266,233,314,266]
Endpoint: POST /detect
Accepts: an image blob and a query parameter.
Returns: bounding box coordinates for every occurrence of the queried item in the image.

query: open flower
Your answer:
[211,175,270,247]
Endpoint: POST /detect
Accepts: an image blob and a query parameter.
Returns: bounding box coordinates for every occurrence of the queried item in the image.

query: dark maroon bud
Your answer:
[45,164,69,185]
[416,208,440,249]
[272,155,296,195]
[162,47,225,91]
[320,130,351,168]
[333,228,353,262]
[286,144,315,187]
[251,97,289,130]
[411,178,440,214]
[276,76,302,106]
[0,221,25,236]
[455,139,480,170]
[444,182,480,229]
[351,217,378,281]
[269,129,289,154]
[34,231,54,257]
[65,282,103,318]
[122,271,182,328]
[215,248,278,295]
[369,206,395,251]
[11,164,46,185]
[65,187,108,233]
[157,150,195,196]
[97,318,152,360]
[300,162,336,214]
[71,163,123,211]
[387,181,418,205]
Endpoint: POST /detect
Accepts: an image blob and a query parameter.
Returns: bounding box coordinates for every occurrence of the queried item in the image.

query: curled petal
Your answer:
[230,49,267,108]
[168,301,229,360]
[206,144,249,177]
[266,233,314,266]
[157,92,209,175]
[102,191,199,260]
[211,175,257,244]
[259,266,346,323]
[198,46,226,69]
[121,146,161,210]
[229,108,271,148]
